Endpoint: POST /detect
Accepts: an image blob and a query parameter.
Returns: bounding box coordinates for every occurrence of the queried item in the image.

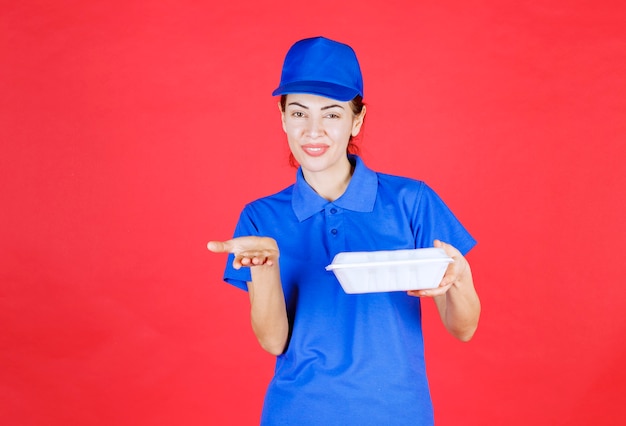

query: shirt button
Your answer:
[331,229,338,235]
[330,208,337,214]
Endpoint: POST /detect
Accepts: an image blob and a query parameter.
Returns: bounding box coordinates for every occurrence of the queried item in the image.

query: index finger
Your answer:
[207,240,233,253]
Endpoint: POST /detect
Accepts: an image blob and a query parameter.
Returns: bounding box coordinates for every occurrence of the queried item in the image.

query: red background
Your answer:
[2,1,625,425]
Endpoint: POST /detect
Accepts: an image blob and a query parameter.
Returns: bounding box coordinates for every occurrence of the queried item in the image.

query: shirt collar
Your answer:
[292,155,378,222]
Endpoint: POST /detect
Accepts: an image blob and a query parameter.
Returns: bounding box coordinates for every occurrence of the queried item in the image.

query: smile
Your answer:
[302,144,329,157]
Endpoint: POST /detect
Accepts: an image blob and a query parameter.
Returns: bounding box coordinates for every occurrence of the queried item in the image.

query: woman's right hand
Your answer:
[209,237,287,355]
[207,237,279,270]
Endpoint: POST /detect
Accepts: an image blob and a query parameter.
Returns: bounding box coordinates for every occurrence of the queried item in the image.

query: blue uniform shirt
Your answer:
[223,156,476,425]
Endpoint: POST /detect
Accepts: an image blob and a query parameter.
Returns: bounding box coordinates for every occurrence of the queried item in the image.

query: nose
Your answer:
[305,116,324,139]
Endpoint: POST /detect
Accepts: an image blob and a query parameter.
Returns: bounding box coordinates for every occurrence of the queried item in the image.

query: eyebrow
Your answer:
[287,102,345,110]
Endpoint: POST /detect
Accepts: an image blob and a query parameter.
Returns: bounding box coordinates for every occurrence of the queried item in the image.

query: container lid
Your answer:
[325,257,452,271]
[325,248,453,271]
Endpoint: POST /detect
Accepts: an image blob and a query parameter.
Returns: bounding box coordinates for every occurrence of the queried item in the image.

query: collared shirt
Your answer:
[223,156,476,425]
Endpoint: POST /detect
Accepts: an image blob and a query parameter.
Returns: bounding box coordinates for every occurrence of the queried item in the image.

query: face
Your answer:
[280,93,365,179]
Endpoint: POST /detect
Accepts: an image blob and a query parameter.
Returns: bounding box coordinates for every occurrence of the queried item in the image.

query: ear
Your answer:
[278,101,287,133]
[351,105,366,137]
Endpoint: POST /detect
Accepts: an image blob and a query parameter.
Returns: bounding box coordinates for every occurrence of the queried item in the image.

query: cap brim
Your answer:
[272,81,361,102]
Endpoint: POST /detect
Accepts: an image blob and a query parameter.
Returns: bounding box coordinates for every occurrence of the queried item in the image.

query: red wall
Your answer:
[2,1,625,425]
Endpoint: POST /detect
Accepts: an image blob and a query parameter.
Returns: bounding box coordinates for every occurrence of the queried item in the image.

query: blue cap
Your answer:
[272,37,364,102]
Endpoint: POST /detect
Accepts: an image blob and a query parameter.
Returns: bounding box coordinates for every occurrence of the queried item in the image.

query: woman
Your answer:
[208,36,480,425]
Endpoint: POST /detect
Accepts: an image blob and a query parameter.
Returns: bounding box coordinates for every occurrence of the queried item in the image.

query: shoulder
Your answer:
[242,184,295,214]
[377,172,424,187]
[374,172,450,214]
[375,172,429,198]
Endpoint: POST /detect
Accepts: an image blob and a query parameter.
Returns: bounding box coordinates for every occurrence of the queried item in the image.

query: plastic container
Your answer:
[325,248,453,294]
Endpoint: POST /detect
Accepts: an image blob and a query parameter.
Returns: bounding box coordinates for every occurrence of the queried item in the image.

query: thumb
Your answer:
[434,239,451,255]
[434,239,460,258]
[207,240,232,253]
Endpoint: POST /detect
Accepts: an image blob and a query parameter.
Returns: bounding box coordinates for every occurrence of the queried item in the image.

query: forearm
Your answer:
[248,263,289,355]
[434,264,481,341]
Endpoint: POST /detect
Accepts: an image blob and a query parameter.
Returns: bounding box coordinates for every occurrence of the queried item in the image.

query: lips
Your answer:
[302,144,329,157]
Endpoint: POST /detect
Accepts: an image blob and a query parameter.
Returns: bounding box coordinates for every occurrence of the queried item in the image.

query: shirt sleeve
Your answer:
[413,182,477,255]
[222,206,257,291]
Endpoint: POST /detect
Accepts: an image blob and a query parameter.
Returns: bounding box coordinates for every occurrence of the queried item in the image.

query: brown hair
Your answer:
[280,95,365,168]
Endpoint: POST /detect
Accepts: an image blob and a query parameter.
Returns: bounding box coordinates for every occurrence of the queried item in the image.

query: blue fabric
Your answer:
[222,156,476,425]
[271,36,363,102]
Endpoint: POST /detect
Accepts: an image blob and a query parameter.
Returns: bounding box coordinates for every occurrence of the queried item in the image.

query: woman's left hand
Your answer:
[407,240,480,341]
[407,240,469,298]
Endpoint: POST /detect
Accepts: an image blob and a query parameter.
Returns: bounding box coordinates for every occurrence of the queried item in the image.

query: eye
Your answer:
[290,111,305,118]
[325,112,341,119]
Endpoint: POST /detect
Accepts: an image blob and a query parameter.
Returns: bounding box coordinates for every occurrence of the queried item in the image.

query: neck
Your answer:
[302,157,354,202]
